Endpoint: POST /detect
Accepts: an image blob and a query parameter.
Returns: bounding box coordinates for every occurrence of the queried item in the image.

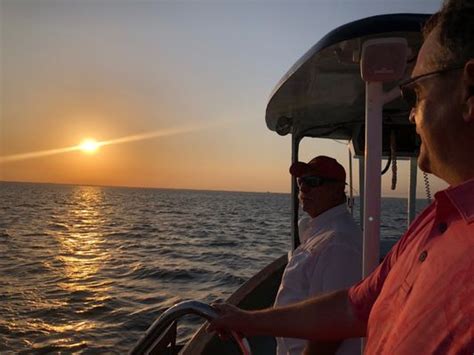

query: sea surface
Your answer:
[0,182,430,353]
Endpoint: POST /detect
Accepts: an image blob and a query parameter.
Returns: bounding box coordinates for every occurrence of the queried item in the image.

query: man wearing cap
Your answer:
[274,156,362,355]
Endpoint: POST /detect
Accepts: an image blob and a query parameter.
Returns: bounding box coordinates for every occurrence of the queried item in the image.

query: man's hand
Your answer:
[206,303,253,337]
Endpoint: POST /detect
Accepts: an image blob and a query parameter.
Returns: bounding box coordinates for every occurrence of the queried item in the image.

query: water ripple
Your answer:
[0,182,424,353]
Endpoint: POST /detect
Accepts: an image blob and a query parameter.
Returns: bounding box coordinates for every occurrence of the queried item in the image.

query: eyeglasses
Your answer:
[297,176,339,188]
[399,66,464,108]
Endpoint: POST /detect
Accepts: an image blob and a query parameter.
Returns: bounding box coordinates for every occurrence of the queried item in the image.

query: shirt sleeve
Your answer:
[347,241,400,323]
[347,202,435,324]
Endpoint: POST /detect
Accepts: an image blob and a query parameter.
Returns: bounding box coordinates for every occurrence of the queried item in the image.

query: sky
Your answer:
[0,0,446,197]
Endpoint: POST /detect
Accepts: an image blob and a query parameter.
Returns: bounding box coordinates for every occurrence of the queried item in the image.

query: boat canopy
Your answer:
[265,13,432,273]
[266,14,430,157]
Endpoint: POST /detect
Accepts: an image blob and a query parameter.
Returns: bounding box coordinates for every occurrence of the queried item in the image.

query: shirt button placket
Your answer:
[417,221,446,264]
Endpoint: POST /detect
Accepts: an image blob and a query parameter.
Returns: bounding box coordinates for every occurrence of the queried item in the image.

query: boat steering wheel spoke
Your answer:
[130,300,252,355]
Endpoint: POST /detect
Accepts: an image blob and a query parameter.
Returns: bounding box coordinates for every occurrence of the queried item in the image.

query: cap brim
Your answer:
[289,162,309,177]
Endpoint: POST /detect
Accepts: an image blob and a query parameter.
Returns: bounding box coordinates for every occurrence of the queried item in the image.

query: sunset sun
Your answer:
[79,138,100,154]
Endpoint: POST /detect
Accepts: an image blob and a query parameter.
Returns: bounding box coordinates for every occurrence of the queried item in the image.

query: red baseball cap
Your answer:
[289,155,346,182]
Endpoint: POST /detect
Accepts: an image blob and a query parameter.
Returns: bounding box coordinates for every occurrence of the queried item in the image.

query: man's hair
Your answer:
[423,0,474,67]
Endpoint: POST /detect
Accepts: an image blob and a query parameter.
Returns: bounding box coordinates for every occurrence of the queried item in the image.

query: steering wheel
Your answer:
[130,300,251,355]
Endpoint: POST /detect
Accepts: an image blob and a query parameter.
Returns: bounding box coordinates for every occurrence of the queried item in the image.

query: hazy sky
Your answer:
[0,0,446,196]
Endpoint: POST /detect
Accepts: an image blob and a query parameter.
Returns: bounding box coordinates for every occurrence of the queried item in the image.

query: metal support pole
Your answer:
[408,157,417,225]
[291,134,300,251]
[363,82,383,277]
[359,157,365,228]
[348,146,354,216]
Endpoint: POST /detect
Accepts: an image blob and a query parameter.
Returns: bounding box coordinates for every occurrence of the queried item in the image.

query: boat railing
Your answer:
[129,300,252,355]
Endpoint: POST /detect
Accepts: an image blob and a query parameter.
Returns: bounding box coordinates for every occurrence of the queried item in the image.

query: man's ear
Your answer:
[463,59,474,123]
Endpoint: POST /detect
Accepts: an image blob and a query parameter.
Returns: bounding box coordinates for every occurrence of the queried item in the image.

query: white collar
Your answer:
[299,203,348,244]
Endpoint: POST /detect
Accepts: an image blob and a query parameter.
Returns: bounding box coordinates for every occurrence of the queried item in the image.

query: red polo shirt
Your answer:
[348,178,474,354]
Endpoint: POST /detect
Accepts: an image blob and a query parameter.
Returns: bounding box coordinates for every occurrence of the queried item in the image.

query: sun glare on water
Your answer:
[79,139,100,154]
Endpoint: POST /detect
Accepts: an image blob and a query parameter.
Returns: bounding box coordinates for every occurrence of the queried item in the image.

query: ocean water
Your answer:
[0,182,429,353]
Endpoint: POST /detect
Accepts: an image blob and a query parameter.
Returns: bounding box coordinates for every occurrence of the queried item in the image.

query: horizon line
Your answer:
[0,179,289,195]
[0,179,430,199]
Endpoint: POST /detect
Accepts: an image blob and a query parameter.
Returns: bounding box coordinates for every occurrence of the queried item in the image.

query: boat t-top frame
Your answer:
[265,13,430,276]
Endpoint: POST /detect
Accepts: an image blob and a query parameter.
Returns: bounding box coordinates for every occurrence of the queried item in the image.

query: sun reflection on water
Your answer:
[56,186,110,284]
[0,186,117,351]
[51,186,113,337]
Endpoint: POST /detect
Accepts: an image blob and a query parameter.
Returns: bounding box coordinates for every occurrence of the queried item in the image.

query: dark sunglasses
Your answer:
[297,175,339,188]
[399,66,464,108]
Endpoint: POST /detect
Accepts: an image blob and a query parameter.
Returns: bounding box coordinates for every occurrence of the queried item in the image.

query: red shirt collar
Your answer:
[435,177,474,224]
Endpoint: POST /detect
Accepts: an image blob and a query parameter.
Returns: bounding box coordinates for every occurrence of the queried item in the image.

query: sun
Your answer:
[79,138,100,154]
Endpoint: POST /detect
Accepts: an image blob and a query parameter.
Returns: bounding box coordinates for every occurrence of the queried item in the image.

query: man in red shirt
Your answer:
[208,0,474,353]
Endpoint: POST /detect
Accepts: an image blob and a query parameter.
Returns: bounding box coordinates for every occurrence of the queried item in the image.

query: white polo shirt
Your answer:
[274,203,363,355]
